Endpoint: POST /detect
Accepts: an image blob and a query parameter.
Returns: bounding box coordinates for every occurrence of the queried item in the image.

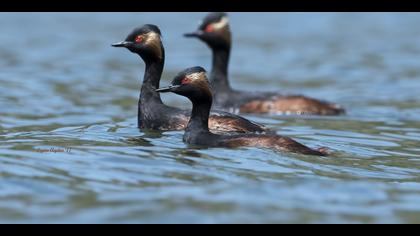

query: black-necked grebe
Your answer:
[157,66,328,156]
[112,24,268,133]
[184,13,345,116]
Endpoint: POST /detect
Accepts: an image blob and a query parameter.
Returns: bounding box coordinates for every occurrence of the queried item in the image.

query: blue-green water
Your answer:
[1,13,420,223]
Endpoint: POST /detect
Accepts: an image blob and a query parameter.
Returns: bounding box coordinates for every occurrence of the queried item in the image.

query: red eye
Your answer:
[181,77,190,84]
[205,24,214,33]
[135,35,143,43]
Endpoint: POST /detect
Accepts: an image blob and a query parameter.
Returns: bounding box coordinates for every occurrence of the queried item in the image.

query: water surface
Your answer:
[1,13,420,223]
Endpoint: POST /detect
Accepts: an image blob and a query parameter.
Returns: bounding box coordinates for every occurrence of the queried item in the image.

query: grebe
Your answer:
[112,24,269,133]
[184,13,345,116]
[157,66,328,156]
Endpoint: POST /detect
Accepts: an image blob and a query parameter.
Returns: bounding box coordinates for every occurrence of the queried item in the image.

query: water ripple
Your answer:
[1,13,420,223]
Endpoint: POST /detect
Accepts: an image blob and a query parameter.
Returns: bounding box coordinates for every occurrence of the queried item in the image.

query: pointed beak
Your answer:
[156,85,180,93]
[183,31,204,38]
[111,41,132,48]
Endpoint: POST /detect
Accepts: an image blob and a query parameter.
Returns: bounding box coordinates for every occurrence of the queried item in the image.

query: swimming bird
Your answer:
[184,13,345,116]
[157,66,328,156]
[112,24,269,133]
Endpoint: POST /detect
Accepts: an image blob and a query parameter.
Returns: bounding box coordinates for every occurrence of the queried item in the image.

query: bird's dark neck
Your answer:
[138,56,166,128]
[186,98,212,134]
[210,47,232,92]
[140,57,165,105]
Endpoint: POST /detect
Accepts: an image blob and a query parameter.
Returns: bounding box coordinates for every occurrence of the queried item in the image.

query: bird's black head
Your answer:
[112,24,164,62]
[156,66,213,103]
[184,12,231,50]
